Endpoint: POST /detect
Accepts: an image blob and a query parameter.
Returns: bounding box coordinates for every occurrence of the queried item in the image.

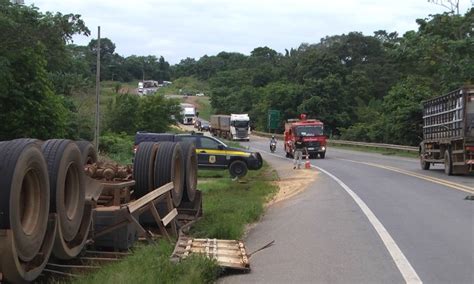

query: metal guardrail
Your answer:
[328,140,418,152]
[252,131,418,152]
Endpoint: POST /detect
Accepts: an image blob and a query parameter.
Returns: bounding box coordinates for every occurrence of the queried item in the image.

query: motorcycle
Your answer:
[270,141,276,153]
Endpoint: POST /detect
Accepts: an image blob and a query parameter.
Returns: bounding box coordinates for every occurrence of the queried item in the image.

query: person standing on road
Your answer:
[293,135,307,169]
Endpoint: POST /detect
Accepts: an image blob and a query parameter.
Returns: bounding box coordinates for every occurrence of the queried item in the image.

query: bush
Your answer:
[99,132,134,164]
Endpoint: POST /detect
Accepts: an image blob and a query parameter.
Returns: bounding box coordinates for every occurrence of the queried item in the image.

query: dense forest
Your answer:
[172,9,473,146]
[0,0,178,143]
[0,0,472,147]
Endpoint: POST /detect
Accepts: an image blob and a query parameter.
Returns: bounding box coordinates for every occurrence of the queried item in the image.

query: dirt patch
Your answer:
[118,87,138,94]
[267,168,316,206]
[182,96,208,112]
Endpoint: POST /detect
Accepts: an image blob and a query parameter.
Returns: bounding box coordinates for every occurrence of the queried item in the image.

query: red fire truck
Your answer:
[284,114,327,159]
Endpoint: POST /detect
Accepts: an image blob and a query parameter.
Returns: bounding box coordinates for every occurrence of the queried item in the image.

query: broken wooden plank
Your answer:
[162,208,178,227]
[127,182,173,213]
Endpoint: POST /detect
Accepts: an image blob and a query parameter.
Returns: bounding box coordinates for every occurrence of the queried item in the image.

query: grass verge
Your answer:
[193,97,212,121]
[192,162,278,239]
[73,242,220,284]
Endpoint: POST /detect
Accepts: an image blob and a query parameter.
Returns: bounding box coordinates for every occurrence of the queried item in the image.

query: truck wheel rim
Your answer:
[19,169,41,235]
[64,163,80,220]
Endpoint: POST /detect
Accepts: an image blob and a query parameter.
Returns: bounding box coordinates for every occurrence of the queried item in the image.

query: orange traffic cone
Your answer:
[305,155,311,169]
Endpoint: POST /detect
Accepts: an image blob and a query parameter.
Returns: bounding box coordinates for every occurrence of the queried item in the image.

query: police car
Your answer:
[134,132,263,178]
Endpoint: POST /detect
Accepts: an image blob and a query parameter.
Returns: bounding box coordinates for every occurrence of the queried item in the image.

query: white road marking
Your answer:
[254,145,422,284]
[312,166,422,284]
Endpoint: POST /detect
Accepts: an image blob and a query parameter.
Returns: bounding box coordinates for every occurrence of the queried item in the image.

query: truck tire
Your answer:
[319,152,326,159]
[444,149,453,175]
[42,139,85,243]
[180,142,197,202]
[42,140,92,260]
[154,142,184,207]
[420,157,430,170]
[133,142,159,198]
[0,139,49,262]
[75,141,98,165]
[256,152,263,170]
[0,139,57,283]
[229,160,248,178]
[419,144,430,170]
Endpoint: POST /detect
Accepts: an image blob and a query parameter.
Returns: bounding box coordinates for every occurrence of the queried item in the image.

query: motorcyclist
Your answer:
[270,135,277,151]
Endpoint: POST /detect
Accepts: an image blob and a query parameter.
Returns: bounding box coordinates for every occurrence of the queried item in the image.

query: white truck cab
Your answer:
[230,114,251,141]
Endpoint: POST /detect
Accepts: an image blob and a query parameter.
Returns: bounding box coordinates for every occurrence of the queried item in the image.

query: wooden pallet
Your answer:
[172,237,250,271]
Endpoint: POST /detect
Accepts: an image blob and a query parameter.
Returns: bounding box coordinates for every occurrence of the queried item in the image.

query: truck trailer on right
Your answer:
[420,85,474,175]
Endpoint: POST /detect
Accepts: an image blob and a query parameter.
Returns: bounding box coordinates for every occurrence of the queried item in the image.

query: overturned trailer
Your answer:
[0,139,201,282]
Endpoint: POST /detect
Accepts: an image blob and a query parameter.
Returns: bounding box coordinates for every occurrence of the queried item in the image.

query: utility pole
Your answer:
[93,26,101,153]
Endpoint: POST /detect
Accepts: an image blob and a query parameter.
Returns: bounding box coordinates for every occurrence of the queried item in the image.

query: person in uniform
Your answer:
[293,135,307,169]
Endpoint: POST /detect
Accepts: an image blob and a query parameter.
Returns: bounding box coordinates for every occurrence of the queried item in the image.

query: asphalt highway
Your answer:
[220,135,474,284]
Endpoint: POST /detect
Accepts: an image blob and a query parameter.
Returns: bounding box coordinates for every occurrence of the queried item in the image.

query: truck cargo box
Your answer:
[422,86,474,141]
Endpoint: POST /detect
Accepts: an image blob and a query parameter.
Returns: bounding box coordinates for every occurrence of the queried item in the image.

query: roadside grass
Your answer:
[194,97,212,121]
[157,76,210,96]
[73,242,220,284]
[328,142,418,159]
[221,139,245,149]
[191,162,278,239]
[198,169,228,179]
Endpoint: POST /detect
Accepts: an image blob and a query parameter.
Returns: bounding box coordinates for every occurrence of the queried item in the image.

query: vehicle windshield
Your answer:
[232,120,249,128]
[295,125,323,137]
[184,114,194,117]
[201,137,227,148]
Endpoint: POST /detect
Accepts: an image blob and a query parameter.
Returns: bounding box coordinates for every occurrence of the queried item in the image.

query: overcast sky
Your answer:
[31,0,472,64]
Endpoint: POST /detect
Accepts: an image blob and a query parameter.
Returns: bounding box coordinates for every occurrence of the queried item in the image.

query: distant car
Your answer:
[194,120,201,129]
[199,122,210,132]
[196,93,205,97]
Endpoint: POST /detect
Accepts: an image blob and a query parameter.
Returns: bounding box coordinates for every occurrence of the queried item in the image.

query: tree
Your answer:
[105,93,140,134]
[138,95,181,133]
[380,76,433,145]
[0,0,89,140]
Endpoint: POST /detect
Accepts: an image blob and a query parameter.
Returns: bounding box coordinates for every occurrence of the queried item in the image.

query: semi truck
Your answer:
[138,80,159,95]
[419,85,474,175]
[180,103,196,125]
[284,114,327,159]
[210,114,251,141]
